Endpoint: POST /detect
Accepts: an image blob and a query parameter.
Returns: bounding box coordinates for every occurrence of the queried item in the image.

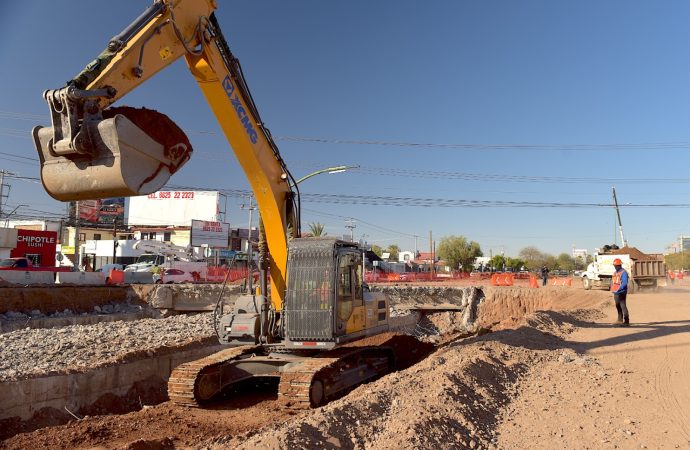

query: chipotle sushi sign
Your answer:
[10,230,58,267]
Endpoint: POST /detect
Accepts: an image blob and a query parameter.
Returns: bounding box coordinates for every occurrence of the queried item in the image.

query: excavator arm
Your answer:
[32,0,300,309]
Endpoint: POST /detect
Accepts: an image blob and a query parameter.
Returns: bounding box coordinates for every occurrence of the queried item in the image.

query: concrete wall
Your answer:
[0,271,55,285]
[0,345,225,421]
[56,272,105,285]
[0,286,133,314]
[124,272,154,284]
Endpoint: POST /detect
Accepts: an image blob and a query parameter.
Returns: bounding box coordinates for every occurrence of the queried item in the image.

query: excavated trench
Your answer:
[0,284,608,447]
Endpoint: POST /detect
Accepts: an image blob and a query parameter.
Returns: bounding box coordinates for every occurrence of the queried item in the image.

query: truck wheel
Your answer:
[583,277,592,290]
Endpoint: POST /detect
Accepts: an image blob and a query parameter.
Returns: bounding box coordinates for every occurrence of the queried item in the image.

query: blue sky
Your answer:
[1,0,690,257]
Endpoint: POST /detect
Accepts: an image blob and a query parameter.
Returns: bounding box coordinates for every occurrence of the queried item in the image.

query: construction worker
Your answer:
[611,258,630,326]
[540,265,549,286]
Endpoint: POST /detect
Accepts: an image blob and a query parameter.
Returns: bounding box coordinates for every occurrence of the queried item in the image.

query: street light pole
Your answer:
[294,165,359,186]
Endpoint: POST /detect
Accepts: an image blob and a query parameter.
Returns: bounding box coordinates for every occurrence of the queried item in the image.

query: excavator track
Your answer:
[168,345,260,407]
[278,346,395,409]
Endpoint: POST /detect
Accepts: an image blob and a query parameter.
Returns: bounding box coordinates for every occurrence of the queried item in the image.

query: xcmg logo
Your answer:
[223,75,258,144]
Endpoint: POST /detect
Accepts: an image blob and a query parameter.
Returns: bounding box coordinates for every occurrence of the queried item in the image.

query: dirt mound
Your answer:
[207,310,589,450]
[477,286,609,330]
[606,246,657,260]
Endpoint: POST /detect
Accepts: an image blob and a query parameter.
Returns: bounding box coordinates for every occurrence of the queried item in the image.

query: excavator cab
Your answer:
[32,86,192,201]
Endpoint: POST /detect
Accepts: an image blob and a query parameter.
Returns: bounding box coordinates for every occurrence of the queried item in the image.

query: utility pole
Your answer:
[345,219,356,242]
[413,235,418,257]
[240,195,257,293]
[0,170,14,218]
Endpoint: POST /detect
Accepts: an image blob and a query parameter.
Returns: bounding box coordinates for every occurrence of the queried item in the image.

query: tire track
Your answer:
[654,346,690,440]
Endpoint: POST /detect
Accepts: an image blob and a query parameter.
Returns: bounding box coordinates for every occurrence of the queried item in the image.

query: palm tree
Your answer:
[309,222,326,237]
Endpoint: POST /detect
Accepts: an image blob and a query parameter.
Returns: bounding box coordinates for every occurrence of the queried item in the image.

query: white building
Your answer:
[572,248,588,260]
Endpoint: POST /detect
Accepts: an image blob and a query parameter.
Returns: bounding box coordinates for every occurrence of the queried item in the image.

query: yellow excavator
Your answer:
[33,0,394,407]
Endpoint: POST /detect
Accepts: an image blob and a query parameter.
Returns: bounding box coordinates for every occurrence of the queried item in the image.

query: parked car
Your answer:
[551,270,571,277]
[0,257,33,269]
[153,268,196,284]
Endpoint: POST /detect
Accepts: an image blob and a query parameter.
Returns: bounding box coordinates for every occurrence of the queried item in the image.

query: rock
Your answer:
[94,305,102,313]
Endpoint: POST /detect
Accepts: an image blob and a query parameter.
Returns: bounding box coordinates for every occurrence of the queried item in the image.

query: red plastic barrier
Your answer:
[529,275,539,288]
[109,269,125,284]
[550,277,572,287]
[491,273,514,286]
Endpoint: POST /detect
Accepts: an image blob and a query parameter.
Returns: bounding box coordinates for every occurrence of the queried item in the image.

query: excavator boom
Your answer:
[33,0,299,309]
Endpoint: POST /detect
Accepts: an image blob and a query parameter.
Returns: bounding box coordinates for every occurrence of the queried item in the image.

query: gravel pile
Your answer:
[0,303,145,323]
[0,313,215,382]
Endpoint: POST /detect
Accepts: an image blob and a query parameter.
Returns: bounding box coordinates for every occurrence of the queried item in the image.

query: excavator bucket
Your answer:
[32,107,192,201]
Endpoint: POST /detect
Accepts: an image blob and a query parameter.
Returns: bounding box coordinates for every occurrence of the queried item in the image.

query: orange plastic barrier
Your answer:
[529,275,539,288]
[550,277,572,287]
[491,273,514,286]
[109,269,125,284]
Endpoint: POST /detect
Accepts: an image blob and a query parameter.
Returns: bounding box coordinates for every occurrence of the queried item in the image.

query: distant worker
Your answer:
[611,258,630,327]
[669,270,676,285]
[540,265,549,286]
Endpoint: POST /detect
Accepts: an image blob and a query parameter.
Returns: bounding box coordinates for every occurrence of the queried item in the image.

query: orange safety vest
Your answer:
[611,269,626,292]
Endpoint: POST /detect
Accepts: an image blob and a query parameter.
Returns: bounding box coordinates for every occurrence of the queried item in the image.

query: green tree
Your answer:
[437,235,483,272]
[386,244,400,261]
[573,255,587,270]
[519,246,544,271]
[506,257,525,271]
[666,252,690,270]
[556,253,576,271]
[544,254,558,270]
[370,245,383,257]
[489,255,506,271]
[308,222,326,237]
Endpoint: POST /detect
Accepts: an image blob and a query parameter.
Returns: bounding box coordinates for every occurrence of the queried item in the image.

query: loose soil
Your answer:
[2,283,688,449]
[103,106,192,167]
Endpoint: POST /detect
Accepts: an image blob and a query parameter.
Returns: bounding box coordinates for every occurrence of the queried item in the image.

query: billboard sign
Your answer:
[126,191,219,226]
[74,198,125,226]
[191,220,230,248]
[11,229,57,267]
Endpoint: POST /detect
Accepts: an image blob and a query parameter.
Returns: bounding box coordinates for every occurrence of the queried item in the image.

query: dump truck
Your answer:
[581,245,666,293]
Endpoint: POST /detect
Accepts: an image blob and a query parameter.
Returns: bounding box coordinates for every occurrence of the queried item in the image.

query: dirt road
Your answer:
[497,286,690,449]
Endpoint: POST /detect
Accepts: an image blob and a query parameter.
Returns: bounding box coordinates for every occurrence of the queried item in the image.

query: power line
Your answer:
[5,109,690,152]
[166,183,690,209]
[302,207,420,238]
